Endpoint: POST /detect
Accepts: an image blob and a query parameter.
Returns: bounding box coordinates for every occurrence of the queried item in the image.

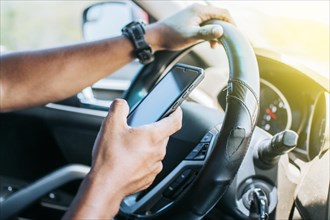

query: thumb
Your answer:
[148,107,183,139]
[196,24,223,41]
[104,99,129,127]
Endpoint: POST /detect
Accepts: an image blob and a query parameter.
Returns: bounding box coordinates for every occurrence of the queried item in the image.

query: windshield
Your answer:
[208,1,329,78]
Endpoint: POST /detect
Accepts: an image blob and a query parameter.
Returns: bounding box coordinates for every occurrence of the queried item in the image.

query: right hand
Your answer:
[90,99,182,197]
[147,3,235,51]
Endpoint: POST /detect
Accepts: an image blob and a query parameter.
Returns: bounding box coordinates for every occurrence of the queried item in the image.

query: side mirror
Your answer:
[82,1,148,41]
[79,2,147,110]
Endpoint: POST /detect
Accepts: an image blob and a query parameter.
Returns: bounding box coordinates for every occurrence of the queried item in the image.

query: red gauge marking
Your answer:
[266,108,277,119]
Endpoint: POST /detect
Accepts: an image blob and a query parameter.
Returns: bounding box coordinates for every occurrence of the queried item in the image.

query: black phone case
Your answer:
[127,63,204,126]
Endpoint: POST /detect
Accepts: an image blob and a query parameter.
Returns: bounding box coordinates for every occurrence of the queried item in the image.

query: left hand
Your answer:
[63,99,182,219]
[146,3,235,51]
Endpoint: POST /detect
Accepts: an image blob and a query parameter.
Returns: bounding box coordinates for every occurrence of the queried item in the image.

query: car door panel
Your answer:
[0,105,104,182]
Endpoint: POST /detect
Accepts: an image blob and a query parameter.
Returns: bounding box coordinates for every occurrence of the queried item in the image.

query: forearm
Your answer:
[0,37,132,112]
[0,24,162,112]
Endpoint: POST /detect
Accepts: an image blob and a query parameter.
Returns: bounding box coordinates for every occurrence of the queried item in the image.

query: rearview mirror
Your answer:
[82,2,148,41]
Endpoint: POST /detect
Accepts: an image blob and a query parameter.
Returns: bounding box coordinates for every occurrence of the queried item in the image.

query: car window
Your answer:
[1,1,144,109]
[1,1,103,52]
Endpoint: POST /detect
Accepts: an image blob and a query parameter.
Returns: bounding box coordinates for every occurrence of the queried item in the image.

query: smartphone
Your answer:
[127,63,204,127]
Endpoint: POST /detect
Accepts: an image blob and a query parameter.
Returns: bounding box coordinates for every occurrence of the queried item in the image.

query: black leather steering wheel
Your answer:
[122,21,260,219]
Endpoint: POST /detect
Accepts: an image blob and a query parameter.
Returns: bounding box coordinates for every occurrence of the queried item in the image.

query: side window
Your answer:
[1,1,95,52]
[79,1,150,110]
[83,2,149,41]
[1,1,150,110]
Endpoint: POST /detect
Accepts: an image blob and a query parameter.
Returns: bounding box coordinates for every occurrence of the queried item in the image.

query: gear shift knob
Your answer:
[256,130,298,168]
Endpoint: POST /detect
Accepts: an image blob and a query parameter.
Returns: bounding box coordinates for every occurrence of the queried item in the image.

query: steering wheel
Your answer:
[121,21,260,219]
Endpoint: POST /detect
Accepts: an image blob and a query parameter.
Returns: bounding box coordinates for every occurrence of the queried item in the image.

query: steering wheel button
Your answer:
[193,144,209,160]
[185,143,204,160]
[194,154,206,160]
[171,171,190,189]
[170,179,182,189]
[195,143,204,151]
[164,169,193,199]
[201,132,213,142]
[181,169,192,179]
[185,152,197,160]
[163,187,175,198]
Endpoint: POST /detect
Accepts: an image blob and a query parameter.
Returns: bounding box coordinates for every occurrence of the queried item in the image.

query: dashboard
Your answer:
[184,46,329,163]
[253,77,329,163]
[255,54,329,162]
[257,79,292,135]
[218,79,292,136]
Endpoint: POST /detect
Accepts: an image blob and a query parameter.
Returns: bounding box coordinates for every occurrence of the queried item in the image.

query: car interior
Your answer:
[0,1,329,220]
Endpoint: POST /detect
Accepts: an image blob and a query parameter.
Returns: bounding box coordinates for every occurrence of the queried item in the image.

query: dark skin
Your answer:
[0,4,234,219]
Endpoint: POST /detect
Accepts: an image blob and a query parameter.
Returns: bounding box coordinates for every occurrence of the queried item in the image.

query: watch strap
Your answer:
[122,21,154,64]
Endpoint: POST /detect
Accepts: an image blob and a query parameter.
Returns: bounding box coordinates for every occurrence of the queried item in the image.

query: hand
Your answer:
[90,99,182,195]
[64,99,182,219]
[147,3,235,51]
[88,99,182,217]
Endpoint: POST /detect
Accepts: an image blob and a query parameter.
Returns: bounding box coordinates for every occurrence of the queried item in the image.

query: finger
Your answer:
[148,107,183,138]
[210,41,215,49]
[104,99,129,127]
[199,5,236,25]
[196,24,223,41]
[209,40,220,49]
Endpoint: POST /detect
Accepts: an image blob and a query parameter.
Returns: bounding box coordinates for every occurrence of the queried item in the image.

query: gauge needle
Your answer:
[266,108,277,119]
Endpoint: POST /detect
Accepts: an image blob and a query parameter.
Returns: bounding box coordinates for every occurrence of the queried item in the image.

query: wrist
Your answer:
[68,170,125,219]
[145,23,165,52]
[63,172,123,219]
[87,168,126,201]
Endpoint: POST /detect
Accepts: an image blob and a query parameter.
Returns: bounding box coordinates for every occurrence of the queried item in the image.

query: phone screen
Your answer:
[127,64,203,127]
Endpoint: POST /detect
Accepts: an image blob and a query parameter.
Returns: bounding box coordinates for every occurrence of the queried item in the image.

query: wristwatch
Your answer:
[121,21,154,65]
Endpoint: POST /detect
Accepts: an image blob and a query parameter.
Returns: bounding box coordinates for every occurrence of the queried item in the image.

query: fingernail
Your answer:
[212,27,222,36]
